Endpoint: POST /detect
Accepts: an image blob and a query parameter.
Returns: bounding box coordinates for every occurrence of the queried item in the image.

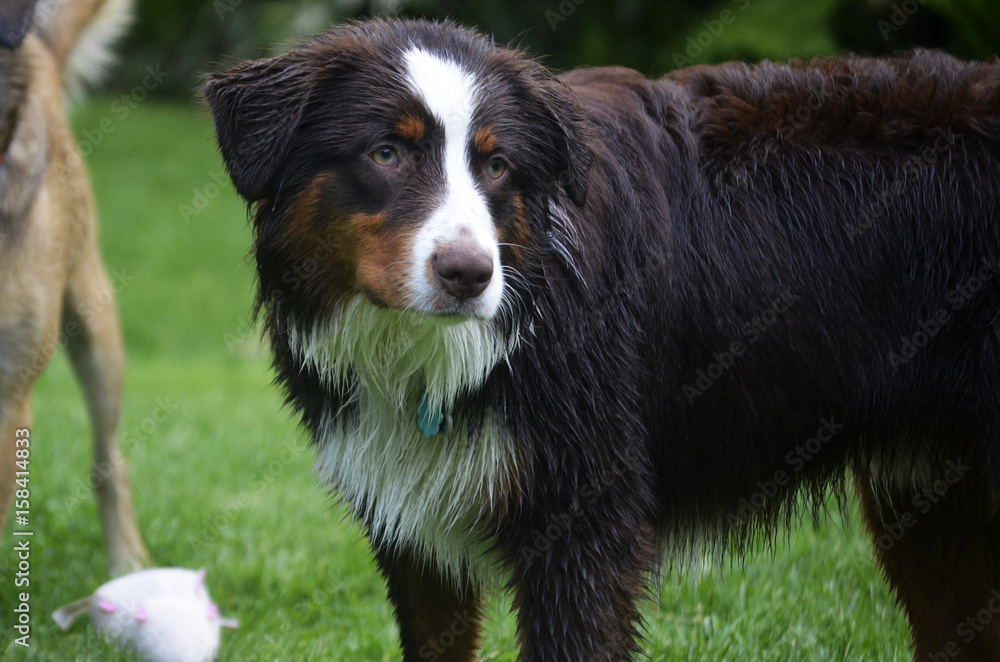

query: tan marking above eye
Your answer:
[473,127,499,154]
[396,114,426,143]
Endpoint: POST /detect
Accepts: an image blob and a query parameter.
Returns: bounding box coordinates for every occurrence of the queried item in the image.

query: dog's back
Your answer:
[551,50,1000,521]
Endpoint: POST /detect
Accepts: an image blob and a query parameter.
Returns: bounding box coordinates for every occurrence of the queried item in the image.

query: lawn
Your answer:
[0,98,911,660]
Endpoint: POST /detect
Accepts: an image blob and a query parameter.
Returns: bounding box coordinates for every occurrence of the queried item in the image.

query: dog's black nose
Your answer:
[433,243,494,301]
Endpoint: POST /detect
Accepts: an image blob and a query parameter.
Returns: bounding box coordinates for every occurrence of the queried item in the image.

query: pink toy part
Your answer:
[97,599,118,613]
[220,618,240,630]
[134,606,148,623]
[207,603,219,619]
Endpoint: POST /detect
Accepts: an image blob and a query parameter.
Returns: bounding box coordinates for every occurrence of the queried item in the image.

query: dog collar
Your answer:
[417,393,452,437]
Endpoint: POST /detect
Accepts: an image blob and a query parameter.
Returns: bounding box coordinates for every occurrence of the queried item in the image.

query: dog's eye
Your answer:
[486,156,507,180]
[371,146,399,167]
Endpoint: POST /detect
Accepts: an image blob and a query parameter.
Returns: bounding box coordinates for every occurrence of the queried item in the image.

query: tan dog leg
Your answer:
[63,242,149,575]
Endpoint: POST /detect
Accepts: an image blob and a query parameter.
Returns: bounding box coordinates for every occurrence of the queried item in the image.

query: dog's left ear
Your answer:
[0,0,38,50]
[203,53,315,203]
[528,71,594,208]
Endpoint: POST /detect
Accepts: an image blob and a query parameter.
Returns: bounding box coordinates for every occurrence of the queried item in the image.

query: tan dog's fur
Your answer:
[0,0,148,574]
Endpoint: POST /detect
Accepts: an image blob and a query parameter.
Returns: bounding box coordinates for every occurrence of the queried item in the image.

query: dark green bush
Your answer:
[112,0,999,98]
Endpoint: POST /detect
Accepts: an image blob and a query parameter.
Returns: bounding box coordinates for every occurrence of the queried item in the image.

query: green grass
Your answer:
[0,98,910,660]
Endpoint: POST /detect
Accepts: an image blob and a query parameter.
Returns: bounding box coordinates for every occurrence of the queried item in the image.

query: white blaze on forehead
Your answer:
[403,47,504,317]
[404,48,477,137]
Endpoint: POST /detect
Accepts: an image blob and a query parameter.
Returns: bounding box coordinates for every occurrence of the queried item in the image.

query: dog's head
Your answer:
[204,19,592,327]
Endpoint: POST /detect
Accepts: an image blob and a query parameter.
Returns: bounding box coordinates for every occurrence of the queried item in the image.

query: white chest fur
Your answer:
[314,403,508,585]
[287,297,517,585]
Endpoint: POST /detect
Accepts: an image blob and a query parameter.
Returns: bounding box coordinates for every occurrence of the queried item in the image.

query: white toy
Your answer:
[53,568,238,662]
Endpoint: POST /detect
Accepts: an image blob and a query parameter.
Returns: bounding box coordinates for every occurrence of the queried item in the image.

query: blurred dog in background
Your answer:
[0,0,148,575]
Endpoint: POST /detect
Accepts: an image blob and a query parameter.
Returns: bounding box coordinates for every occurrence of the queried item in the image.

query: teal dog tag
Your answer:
[417,393,449,437]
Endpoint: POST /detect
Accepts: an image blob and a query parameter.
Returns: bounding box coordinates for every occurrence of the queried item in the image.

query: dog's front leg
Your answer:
[506,489,657,661]
[372,543,484,662]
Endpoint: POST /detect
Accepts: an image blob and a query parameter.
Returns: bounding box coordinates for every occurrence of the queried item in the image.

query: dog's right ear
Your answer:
[0,0,38,50]
[203,53,314,203]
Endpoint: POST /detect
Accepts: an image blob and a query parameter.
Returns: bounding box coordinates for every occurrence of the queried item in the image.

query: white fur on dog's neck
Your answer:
[290,296,509,413]
[287,296,517,585]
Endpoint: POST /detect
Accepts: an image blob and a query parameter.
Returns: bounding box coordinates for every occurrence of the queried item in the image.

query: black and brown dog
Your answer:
[0,0,147,575]
[206,19,1000,661]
